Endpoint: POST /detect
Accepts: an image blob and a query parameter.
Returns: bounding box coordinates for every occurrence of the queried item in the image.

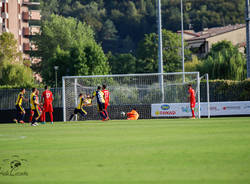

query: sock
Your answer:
[41,111,46,122]
[103,110,108,118]
[29,111,34,122]
[40,114,43,122]
[29,114,33,122]
[192,109,195,117]
[100,112,106,119]
[49,112,53,122]
[17,113,21,121]
[20,113,25,121]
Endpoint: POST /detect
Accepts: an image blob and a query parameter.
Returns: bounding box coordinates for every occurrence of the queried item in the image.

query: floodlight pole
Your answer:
[181,0,185,82]
[54,66,59,89]
[157,0,164,102]
[246,0,250,78]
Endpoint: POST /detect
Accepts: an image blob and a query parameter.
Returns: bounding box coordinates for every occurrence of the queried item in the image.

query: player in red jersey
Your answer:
[188,84,196,119]
[102,84,110,120]
[41,86,54,124]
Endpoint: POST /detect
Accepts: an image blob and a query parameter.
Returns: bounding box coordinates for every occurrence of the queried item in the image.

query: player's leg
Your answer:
[31,108,39,126]
[19,105,26,123]
[49,104,53,124]
[14,105,20,123]
[41,104,47,124]
[69,109,77,121]
[190,102,195,118]
[29,110,34,123]
[79,108,87,118]
[104,103,109,119]
[101,103,108,120]
[98,104,106,120]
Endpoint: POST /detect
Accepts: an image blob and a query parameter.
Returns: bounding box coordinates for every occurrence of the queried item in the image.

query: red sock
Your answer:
[29,110,34,122]
[192,109,195,117]
[49,112,53,122]
[41,111,46,122]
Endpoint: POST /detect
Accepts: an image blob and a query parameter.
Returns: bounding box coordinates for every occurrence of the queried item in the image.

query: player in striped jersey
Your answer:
[13,88,26,124]
[92,86,108,121]
[69,93,91,121]
[30,88,41,126]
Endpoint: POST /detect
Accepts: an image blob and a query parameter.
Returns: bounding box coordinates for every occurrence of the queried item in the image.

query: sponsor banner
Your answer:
[151,101,250,117]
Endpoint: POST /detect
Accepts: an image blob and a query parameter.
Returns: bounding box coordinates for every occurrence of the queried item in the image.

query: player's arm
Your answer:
[41,93,44,104]
[92,91,96,99]
[21,94,28,102]
[33,96,39,105]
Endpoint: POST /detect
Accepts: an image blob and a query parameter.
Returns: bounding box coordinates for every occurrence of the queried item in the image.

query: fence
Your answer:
[0,80,249,110]
[0,88,62,110]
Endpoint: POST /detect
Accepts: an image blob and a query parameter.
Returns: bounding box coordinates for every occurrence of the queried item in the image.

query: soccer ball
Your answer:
[121,111,126,117]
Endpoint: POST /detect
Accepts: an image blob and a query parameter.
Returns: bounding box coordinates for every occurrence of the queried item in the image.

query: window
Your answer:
[2,3,5,12]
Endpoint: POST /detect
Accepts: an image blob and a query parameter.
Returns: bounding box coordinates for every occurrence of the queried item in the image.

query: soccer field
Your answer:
[0,118,250,184]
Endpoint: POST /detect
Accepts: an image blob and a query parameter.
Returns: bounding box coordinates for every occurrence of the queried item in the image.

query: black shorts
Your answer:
[33,107,41,118]
[16,104,25,113]
[74,108,87,116]
[97,103,105,111]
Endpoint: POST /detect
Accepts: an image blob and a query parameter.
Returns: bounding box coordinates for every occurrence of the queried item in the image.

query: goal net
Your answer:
[62,72,204,121]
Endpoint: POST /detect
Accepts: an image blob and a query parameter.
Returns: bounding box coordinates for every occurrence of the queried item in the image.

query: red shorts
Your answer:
[190,101,196,109]
[43,103,53,112]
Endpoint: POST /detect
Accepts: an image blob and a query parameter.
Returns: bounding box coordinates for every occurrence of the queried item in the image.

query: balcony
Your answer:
[23,26,40,36]
[30,10,41,20]
[23,0,40,6]
[22,11,41,21]
[30,26,40,35]
[22,12,29,21]
[23,42,30,52]
[23,27,29,36]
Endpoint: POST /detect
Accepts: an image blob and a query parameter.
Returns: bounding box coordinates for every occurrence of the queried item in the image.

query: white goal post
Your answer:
[62,72,210,122]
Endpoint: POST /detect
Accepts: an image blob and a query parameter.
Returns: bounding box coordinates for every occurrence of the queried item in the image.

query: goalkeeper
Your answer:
[69,93,92,121]
[127,108,139,120]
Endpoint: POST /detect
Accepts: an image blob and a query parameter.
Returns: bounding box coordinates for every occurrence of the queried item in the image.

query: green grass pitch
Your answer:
[0,117,250,184]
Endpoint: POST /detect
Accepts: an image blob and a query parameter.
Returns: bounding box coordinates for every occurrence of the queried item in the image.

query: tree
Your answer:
[33,14,110,86]
[39,0,245,55]
[0,32,22,62]
[108,53,136,74]
[0,59,35,87]
[185,41,246,80]
[203,41,246,80]
[136,29,190,73]
[101,19,118,40]
[0,33,34,87]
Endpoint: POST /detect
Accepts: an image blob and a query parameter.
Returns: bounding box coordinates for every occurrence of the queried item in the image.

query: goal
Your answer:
[62,72,208,121]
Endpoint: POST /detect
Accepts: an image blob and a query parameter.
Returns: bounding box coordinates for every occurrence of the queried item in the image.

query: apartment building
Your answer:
[0,0,41,59]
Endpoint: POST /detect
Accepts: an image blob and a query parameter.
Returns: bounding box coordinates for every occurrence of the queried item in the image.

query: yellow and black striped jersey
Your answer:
[30,92,36,110]
[16,92,24,106]
[92,90,105,103]
[76,97,85,109]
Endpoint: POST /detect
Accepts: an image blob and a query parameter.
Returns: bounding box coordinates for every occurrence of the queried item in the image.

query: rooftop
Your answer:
[184,24,246,41]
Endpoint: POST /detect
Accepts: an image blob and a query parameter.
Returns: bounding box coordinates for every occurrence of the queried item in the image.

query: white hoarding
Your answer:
[151,101,250,117]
